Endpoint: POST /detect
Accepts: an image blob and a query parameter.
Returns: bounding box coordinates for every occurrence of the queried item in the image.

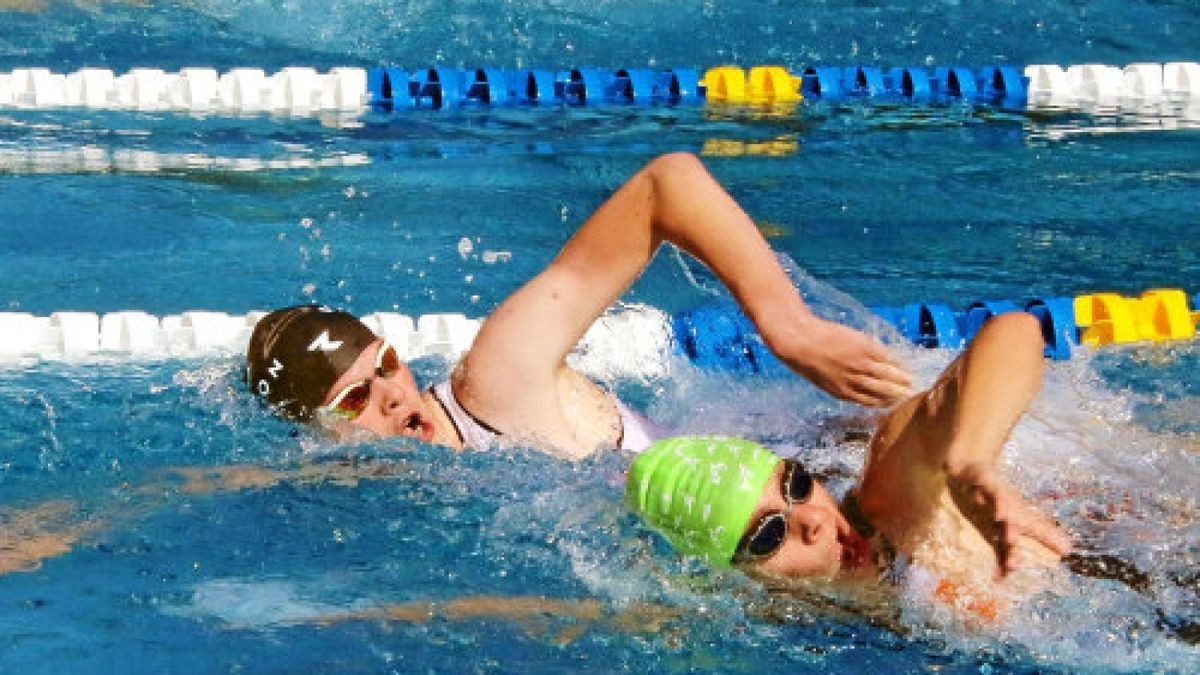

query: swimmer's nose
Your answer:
[373,376,408,414]
[790,505,833,545]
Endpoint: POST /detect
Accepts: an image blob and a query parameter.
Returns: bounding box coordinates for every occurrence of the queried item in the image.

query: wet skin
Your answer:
[319,340,463,449]
[740,462,873,579]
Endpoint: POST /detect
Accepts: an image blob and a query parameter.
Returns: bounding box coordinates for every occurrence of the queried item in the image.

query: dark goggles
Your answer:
[732,459,814,563]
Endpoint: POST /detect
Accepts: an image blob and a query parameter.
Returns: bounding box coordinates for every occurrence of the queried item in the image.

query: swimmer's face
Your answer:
[736,463,872,579]
[318,340,440,443]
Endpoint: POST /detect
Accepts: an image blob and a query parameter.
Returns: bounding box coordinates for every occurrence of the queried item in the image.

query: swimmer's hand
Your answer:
[948,463,1073,577]
[767,317,912,407]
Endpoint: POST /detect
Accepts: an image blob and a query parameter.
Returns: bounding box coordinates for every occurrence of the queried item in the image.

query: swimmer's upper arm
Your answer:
[460,153,800,417]
[456,160,668,417]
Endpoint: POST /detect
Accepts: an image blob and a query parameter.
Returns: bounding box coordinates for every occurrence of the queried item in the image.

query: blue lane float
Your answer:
[672,303,789,376]
[367,66,703,109]
[1025,298,1076,361]
[800,64,1026,104]
[675,294,1095,375]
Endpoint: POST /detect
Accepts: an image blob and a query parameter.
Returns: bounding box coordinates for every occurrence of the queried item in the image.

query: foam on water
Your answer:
[141,257,1200,668]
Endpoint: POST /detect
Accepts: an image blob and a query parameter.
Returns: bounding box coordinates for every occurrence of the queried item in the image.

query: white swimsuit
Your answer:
[429,380,663,453]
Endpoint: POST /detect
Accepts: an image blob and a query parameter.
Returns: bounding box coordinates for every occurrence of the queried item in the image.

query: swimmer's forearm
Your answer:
[471,152,806,372]
[304,595,681,642]
[638,153,911,405]
[0,501,105,576]
[641,155,812,330]
[631,156,841,368]
[150,458,412,495]
[937,313,1045,474]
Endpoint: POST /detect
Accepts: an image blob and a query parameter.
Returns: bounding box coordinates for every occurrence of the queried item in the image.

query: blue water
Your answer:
[1,1,1198,673]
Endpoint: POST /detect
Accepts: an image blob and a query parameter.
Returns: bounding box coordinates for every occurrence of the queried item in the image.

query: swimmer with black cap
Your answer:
[245,305,455,445]
[246,306,378,422]
[629,314,1072,620]
[248,153,913,458]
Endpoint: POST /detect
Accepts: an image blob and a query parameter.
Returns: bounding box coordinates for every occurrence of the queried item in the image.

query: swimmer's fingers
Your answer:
[853,359,914,407]
[949,466,1034,576]
[827,353,913,407]
[844,378,906,408]
[773,319,912,407]
[855,341,914,405]
[866,342,912,386]
[995,498,1073,576]
[1011,505,1073,560]
[995,518,1021,576]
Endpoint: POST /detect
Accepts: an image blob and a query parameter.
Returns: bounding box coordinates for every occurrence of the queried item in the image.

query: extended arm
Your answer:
[302,595,682,645]
[460,153,911,426]
[0,459,411,577]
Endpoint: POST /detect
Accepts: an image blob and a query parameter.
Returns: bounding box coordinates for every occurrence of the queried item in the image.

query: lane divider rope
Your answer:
[2,290,1194,370]
[678,288,1199,375]
[0,306,677,382]
[1,62,1195,116]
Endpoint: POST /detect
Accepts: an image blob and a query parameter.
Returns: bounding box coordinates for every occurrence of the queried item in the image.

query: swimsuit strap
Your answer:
[431,380,664,453]
[429,380,502,450]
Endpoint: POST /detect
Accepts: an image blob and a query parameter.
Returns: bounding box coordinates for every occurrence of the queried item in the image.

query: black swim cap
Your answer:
[245,305,379,421]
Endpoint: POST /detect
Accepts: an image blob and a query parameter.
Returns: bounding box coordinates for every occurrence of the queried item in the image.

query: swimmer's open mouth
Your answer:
[840,533,870,570]
[404,412,436,442]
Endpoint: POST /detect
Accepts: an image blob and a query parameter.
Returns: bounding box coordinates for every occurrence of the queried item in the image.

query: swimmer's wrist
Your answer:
[943,460,1000,509]
[754,303,819,358]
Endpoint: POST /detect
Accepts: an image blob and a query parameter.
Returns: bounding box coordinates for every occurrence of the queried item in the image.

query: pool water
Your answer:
[1,1,1198,673]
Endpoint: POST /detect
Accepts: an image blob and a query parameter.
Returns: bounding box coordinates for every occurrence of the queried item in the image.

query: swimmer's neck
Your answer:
[840,488,896,575]
[840,488,875,540]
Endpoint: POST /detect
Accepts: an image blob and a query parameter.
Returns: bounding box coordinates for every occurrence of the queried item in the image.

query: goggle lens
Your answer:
[329,381,372,419]
[377,343,401,377]
[321,342,401,421]
[734,460,814,563]
[783,460,814,505]
[743,513,787,558]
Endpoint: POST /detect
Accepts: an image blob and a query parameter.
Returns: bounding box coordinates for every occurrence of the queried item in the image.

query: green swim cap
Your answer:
[627,436,781,566]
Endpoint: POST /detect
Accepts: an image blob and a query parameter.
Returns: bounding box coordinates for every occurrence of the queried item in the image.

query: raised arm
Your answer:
[459,153,911,425]
[859,313,1071,576]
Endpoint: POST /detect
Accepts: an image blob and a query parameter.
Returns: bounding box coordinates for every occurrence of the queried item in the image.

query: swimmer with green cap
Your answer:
[628,314,1072,616]
[628,436,871,576]
[247,153,913,458]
